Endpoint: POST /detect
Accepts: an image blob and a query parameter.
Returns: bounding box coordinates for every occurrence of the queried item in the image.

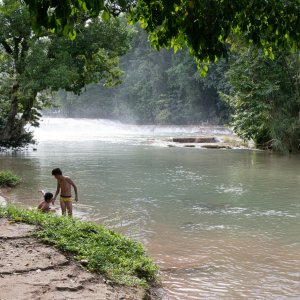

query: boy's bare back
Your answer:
[57,176,74,196]
[37,201,50,213]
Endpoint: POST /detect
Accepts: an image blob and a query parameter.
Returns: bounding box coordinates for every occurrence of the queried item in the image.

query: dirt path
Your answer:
[0,218,150,300]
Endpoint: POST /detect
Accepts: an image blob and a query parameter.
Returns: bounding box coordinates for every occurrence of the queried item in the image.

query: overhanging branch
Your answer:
[1,40,13,54]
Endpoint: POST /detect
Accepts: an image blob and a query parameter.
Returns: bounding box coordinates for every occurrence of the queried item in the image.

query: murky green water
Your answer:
[1,118,300,299]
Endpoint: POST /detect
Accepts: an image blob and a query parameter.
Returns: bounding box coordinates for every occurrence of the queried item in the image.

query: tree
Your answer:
[130,0,299,64]
[23,0,134,35]
[222,45,300,152]
[23,0,299,65]
[53,24,229,125]
[0,0,131,147]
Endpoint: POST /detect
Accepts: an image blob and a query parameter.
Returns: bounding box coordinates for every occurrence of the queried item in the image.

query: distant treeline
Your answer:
[51,25,230,125]
[51,25,300,152]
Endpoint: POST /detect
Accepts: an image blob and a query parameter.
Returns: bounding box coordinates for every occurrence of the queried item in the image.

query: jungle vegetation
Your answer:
[0,0,299,151]
[52,25,230,125]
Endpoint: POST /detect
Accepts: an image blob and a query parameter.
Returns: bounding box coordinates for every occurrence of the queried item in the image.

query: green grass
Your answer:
[0,170,21,187]
[0,204,159,287]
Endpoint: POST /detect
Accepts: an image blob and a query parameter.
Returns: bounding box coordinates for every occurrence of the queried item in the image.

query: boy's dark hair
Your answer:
[52,168,62,176]
[44,192,53,202]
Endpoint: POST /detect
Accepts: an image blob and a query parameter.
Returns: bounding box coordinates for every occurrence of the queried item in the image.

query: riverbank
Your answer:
[0,201,162,300]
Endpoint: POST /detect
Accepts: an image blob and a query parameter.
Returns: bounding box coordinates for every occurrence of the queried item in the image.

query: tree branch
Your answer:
[20,38,29,59]
[13,37,21,59]
[1,40,13,54]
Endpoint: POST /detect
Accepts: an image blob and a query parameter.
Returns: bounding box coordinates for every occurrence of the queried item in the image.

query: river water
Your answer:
[1,118,300,299]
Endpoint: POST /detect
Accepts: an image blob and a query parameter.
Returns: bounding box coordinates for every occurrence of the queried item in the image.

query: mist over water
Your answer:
[2,117,300,299]
[33,117,232,143]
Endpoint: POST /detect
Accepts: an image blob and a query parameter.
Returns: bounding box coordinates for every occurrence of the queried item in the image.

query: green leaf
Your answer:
[63,24,70,36]
[102,11,110,21]
[199,69,207,77]
[68,29,77,40]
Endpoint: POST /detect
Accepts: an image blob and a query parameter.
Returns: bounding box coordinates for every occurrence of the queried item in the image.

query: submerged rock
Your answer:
[172,137,218,143]
[201,144,229,149]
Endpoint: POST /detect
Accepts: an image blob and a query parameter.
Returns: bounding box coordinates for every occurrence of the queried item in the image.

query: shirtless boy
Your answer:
[52,168,78,217]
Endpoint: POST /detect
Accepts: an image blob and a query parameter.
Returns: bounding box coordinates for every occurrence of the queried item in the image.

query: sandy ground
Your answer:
[0,218,161,300]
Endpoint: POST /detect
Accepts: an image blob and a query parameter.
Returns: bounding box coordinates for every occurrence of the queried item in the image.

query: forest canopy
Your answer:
[23,0,300,64]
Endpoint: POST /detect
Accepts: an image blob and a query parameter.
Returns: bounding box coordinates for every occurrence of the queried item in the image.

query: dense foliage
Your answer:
[223,46,300,152]
[23,0,133,35]
[53,26,229,125]
[0,171,21,187]
[23,0,300,66]
[0,204,158,287]
[0,0,131,147]
[130,0,299,66]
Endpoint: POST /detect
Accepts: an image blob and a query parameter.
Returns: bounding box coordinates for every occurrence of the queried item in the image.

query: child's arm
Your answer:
[66,177,79,202]
[52,182,60,204]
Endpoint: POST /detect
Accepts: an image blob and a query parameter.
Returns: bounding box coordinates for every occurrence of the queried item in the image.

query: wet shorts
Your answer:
[60,196,72,203]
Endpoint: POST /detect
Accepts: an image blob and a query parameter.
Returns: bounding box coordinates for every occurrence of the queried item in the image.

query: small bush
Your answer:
[0,171,21,187]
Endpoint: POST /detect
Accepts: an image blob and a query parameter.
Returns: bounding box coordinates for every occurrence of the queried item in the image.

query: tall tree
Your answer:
[0,0,131,147]
[222,45,300,152]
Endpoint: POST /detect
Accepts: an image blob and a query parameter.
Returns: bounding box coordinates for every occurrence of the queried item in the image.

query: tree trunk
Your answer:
[0,84,35,147]
[1,83,19,140]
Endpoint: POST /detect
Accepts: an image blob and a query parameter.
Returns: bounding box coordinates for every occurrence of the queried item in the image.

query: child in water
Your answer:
[52,168,78,217]
[37,190,54,213]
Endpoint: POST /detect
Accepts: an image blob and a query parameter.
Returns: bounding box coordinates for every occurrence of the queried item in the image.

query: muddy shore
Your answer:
[0,194,163,300]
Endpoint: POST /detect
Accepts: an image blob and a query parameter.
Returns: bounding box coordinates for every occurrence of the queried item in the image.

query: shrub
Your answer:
[0,171,21,187]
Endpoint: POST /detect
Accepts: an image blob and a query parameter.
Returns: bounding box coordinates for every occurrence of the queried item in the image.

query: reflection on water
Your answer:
[1,118,300,299]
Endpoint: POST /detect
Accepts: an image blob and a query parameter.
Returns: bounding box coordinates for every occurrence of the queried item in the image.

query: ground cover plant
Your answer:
[0,204,158,287]
[0,171,21,187]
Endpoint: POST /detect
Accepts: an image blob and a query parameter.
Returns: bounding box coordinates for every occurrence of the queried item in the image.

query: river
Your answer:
[1,118,300,299]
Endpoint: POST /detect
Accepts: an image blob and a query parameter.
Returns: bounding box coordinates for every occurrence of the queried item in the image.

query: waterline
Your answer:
[2,118,300,299]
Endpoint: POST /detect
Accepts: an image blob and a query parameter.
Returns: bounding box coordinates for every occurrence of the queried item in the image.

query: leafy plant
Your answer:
[0,170,21,187]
